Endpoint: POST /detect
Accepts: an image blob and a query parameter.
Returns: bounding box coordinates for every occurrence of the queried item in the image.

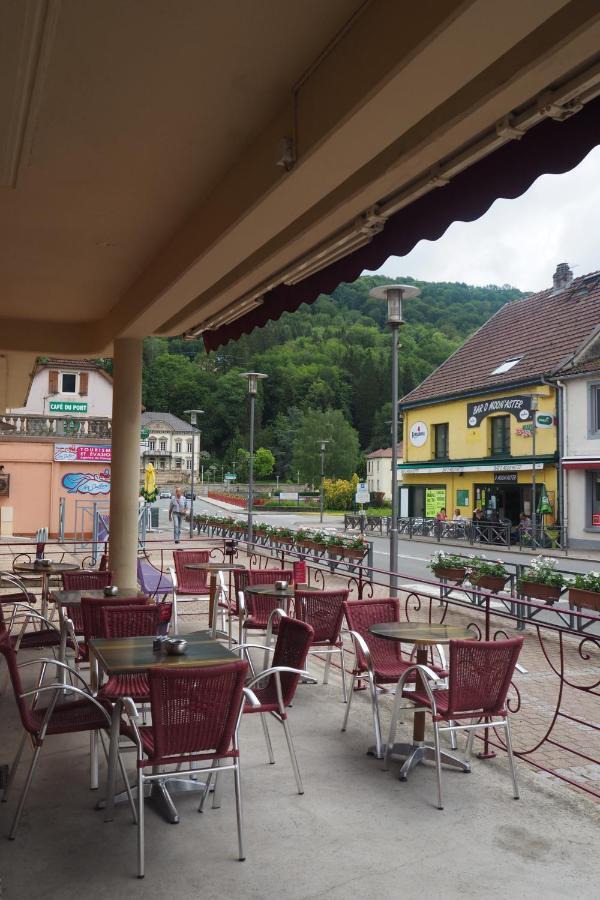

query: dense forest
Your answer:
[138,276,526,481]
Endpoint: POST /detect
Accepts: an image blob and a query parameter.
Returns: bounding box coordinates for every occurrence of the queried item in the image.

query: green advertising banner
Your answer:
[425,488,446,517]
[49,401,88,413]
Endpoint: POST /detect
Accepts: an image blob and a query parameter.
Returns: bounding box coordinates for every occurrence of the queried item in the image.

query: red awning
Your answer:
[563,460,600,470]
[204,95,600,352]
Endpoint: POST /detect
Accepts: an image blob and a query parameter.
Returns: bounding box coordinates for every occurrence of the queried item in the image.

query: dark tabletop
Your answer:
[50,587,147,608]
[246,584,296,597]
[14,561,80,574]
[184,563,246,572]
[369,622,476,646]
[89,630,238,675]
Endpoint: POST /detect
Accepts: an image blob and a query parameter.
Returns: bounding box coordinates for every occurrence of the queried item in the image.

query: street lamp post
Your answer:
[317,440,330,524]
[530,395,539,546]
[240,373,267,544]
[184,409,204,538]
[369,284,420,595]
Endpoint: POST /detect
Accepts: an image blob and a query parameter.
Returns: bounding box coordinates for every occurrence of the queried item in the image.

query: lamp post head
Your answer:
[184,408,204,426]
[530,395,540,411]
[317,439,331,453]
[240,372,268,396]
[369,283,421,325]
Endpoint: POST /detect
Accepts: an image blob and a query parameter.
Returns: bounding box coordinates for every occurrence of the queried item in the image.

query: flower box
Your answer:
[432,566,466,583]
[519,580,562,603]
[344,547,367,560]
[569,587,600,611]
[296,539,325,551]
[469,574,508,592]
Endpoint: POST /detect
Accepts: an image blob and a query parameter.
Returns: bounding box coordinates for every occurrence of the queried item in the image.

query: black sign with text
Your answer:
[494,472,518,484]
[467,395,532,428]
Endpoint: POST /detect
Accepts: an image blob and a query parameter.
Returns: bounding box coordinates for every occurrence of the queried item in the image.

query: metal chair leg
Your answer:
[198,770,214,812]
[341,672,356,731]
[368,673,384,759]
[281,717,304,794]
[323,653,331,685]
[260,714,275,764]
[137,768,145,878]
[3,733,27,804]
[212,758,223,809]
[383,686,405,771]
[465,719,478,760]
[504,716,520,800]
[90,730,99,789]
[339,646,347,703]
[172,593,179,633]
[9,746,42,840]
[449,721,458,751]
[233,758,245,861]
[432,721,444,810]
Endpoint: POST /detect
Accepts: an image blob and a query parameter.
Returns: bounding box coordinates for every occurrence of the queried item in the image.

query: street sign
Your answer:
[355,481,370,504]
[140,428,150,440]
[280,491,299,501]
[224,473,237,481]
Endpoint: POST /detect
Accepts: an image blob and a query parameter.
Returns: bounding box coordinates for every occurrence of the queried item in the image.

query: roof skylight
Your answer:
[491,355,523,375]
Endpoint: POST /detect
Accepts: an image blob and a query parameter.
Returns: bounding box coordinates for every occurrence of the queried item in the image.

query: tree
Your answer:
[291,408,360,483]
[254,447,275,479]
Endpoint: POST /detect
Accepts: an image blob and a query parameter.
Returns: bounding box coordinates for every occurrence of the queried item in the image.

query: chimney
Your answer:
[552,262,573,293]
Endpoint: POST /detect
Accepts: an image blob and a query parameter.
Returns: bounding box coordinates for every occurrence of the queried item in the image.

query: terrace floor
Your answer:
[2,582,600,898]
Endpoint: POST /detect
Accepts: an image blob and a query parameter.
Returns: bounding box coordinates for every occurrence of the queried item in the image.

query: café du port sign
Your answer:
[467,395,532,428]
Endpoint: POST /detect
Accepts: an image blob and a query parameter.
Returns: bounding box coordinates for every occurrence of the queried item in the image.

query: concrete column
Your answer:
[109,338,142,586]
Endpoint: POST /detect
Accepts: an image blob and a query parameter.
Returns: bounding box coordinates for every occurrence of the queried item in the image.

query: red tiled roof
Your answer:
[401,271,600,407]
[367,443,403,458]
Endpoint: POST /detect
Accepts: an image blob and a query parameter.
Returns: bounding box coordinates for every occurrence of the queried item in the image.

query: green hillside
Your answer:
[140,275,526,480]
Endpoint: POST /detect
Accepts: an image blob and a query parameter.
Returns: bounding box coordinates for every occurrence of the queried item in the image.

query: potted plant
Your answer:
[569,571,600,611]
[344,537,368,560]
[326,535,348,556]
[428,551,467,583]
[253,522,269,538]
[294,528,314,548]
[271,526,293,545]
[467,556,509,592]
[518,556,567,604]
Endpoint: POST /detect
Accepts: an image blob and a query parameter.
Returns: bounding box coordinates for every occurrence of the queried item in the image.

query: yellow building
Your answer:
[396,264,598,527]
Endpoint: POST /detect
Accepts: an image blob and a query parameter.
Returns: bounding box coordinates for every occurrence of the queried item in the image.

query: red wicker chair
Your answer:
[61,570,113,635]
[342,598,438,758]
[0,633,133,839]
[97,604,161,703]
[384,637,524,808]
[240,569,294,640]
[240,615,313,794]
[79,595,148,662]
[122,659,250,877]
[295,588,348,701]
[168,549,211,631]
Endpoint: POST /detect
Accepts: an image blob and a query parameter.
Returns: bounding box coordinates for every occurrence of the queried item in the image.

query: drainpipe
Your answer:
[543,375,567,550]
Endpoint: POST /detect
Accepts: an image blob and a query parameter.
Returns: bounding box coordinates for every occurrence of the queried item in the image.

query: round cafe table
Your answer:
[369,622,475,780]
[185,563,245,638]
[13,560,80,618]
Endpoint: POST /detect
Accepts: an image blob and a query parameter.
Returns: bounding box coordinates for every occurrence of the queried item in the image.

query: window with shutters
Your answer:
[79,372,88,396]
[60,372,77,393]
[48,370,59,394]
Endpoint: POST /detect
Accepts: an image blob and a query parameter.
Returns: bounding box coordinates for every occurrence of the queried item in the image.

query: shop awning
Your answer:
[562,458,600,470]
[399,455,556,474]
[204,95,600,352]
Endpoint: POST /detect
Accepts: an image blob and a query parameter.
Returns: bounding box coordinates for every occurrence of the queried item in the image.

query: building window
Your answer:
[186,458,192,471]
[588,383,600,437]
[491,416,510,456]
[175,440,182,453]
[175,458,182,469]
[187,440,193,453]
[159,458,165,469]
[159,439,167,452]
[591,473,600,526]
[60,372,77,393]
[491,356,523,375]
[434,424,449,459]
[148,438,156,451]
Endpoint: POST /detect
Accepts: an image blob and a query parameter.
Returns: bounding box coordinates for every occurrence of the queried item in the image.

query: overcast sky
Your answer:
[370,145,600,293]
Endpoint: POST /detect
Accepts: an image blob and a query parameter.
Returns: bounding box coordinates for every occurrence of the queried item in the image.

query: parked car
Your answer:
[159,489,172,499]
[184,491,197,500]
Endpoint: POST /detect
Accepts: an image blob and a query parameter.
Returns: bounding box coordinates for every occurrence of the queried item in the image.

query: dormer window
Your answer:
[491,356,523,375]
[60,372,77,393]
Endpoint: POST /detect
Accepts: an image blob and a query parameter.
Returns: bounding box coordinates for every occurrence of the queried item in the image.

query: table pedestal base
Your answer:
[369,742,471,780]
[97,775,212,824]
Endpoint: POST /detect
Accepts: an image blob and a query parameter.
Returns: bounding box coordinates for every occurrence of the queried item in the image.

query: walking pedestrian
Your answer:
[169,487,187,544]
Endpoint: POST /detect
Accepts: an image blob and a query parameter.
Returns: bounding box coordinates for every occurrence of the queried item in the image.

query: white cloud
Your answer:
[368,146,600,291]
